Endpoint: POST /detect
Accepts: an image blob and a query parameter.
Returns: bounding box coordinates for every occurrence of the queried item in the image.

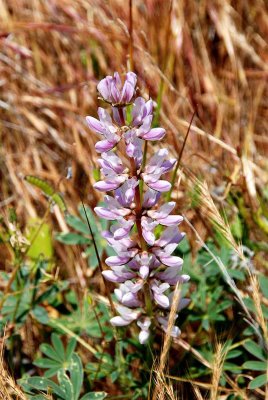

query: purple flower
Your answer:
[110,217,135,240]
[132,97,153,126]
[141,216,158,246]
[137,318,151,344]
[141,149,176,192]
[97,72,137,105]
[102,265,136,283]
[151,281,170,308]
[114,280,143,308]
[156,267,189,285]
[89,71,190,344]
[94,151,128,192]
[147,202,183,226]
[114,178,139,208]
[94,195,131,220]
[142,188,161,208]
[157,315,181,337]
[110,305,140,326]
[124,129,143,168]
[86,108,120,153]
[155,226,185,248]
[134,114,166,141]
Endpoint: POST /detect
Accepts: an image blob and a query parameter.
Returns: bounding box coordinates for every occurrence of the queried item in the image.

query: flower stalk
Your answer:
[86,71,190,344]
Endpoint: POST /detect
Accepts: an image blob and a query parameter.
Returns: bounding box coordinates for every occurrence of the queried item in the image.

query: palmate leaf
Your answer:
[34,334,77,378]
[21,341,106,400]
[51,296,104,339]
[19,376,66,398]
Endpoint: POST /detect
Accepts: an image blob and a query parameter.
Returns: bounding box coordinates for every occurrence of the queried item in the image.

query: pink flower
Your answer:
[88,71,190,344]
[97,72,137,105]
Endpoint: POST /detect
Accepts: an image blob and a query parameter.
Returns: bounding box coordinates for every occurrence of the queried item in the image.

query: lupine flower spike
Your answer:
[87,72,190,344]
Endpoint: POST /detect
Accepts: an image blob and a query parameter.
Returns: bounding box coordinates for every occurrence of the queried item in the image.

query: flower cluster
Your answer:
[87,72,190,344]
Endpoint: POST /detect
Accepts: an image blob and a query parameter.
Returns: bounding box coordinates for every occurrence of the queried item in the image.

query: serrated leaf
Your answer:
[243,340,266,361]
[248,373,267,389]
[242,361,267,371]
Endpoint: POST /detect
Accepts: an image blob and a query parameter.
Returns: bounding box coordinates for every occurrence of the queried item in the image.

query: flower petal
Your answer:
[141,127,166,141]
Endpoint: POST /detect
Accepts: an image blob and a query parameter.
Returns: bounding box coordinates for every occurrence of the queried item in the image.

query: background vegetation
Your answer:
[0,0,267,399]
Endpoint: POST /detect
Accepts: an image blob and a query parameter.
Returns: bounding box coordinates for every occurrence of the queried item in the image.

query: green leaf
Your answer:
[69,354,83,400]
[26,219,53,260]
[223,362,242,374]
[259,275,268,298]
[242,361,267,371]
[226,268,245,281]
[87,250,99,269]
[58,370,74,400]
[25,176,54,196]
[225,350,243,360]
[66,338,77,361]
[78,204,98,234]
[56,232,90,245]
[23,376,66,398]
[25,176,67,211]
[231,214,243,239]
[80,392,107,400]
[32,306,49,324]
[243,340,266,361]
[51,333,65,362]
[39,343,61,362]
[249,373,267,389]
[34,358,60,369]
[51,193,67,212]
[44,367,60,378]
[65,214,91,235]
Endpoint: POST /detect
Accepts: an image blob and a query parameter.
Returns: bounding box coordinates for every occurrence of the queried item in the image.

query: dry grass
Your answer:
[0,334,27,400]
